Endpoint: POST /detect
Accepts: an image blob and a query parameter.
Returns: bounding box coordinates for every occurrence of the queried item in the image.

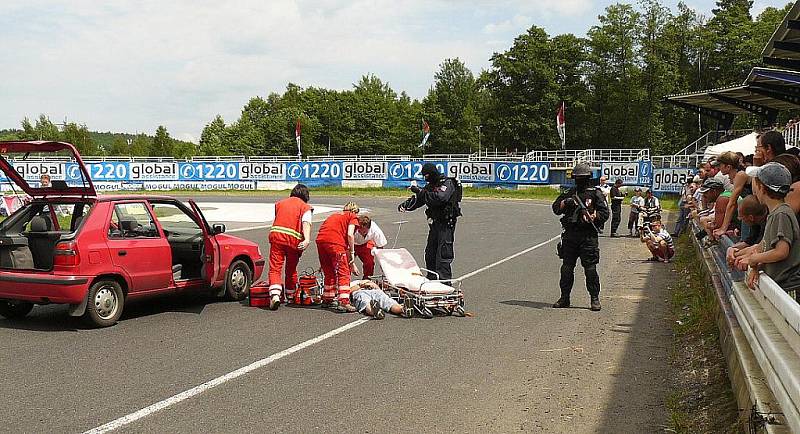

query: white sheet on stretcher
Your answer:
[373,248,455,295]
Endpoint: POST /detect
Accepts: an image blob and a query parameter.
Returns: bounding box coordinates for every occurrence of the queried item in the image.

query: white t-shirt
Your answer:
[714,171,733,192]
[354,222,388,247]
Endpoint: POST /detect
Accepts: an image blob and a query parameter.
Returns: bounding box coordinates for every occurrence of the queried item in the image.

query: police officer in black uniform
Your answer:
[398,163,462,280]
[552,162,609,311]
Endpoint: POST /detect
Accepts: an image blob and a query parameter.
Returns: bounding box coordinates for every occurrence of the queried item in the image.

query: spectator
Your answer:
[693,178,724,234]
[641,219,675,263]
[609,179,625,237]
[727,195,767,271]
[736,152,745,167]
[640,189,661,227]
[39,174,51,188]
[771,153,800,221]
[709,158,733,191]
[744,162,800,296]
[597,176,611,234]
[755,130,786,166]
[628,187,644,237]
[743,154,754,167]
[673,179,694,237]
[712,151,746,240]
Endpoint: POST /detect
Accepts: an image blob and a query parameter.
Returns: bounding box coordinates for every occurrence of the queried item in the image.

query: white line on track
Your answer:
[83,317,372,434]
[84,234,559,433]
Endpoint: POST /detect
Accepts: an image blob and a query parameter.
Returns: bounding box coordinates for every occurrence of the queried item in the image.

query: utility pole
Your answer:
[476,125,482,155]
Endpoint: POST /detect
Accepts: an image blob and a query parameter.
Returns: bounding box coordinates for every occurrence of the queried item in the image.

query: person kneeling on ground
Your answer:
[354,215,388,278]
[641,219,675,263]
[743,163,800,299]
[349,280,406,319]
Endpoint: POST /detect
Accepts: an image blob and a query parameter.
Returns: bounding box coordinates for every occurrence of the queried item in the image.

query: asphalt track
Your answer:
[0,195,672,433]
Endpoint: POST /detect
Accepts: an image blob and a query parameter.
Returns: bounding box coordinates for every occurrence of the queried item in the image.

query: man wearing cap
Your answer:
[398,163,462,280]
[695,178,726,234]
[552,162,609,311]
[709,158,733,192]
[609,179,625,237]
[742,162,800,297]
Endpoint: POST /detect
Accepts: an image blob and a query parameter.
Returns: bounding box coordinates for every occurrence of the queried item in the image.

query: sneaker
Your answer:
[269,295,280,311]
[590,297,601,311]
[646,256,659,262]
[334,303,357,313]
[552,297,570,308]
[370,300,385,320]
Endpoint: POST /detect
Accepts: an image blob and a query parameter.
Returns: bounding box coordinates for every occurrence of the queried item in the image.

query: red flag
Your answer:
[419,119,431,147]
[295,119,301,139]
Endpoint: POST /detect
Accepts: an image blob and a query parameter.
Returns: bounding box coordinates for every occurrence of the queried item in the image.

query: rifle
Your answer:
[571,192,601,234]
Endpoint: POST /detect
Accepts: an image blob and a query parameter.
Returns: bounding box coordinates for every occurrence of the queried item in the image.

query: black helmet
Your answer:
[421,162,441,182]
[571,162,592,178]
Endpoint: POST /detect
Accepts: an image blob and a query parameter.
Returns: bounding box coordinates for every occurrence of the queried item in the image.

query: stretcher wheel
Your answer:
[454,306,466,317]
[414,305,433,319]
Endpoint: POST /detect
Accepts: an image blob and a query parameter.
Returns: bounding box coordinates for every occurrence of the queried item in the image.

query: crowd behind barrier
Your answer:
[691,224,800,432]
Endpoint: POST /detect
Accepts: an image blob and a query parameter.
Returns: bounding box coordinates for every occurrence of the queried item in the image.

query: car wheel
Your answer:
[0,300,34,319]
[225,260,252,301]
[83,280,124,328]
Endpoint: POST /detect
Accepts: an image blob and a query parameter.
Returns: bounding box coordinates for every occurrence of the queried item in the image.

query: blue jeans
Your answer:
[673,207,690,236]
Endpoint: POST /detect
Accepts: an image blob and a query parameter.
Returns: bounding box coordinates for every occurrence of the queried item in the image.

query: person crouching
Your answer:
[267,184,313,310]
[316,202,360,312]
[640,219,675,263]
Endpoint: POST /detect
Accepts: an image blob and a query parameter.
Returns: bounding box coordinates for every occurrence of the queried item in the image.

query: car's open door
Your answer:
[188,200,222,287]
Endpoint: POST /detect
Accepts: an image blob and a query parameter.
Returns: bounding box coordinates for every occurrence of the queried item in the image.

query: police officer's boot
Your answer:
[552,297,570,308]
[590,296,601,311]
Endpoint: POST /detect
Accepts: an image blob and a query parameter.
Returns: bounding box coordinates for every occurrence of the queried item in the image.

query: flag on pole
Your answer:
[556,102,565,150]
[419,119,431,148]
[295,119,302,158]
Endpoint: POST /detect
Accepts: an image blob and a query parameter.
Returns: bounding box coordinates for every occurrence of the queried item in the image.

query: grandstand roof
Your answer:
[762,0,800,69]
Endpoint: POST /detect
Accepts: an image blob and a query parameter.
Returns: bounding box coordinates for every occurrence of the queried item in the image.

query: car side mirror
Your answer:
[212,223,226,235]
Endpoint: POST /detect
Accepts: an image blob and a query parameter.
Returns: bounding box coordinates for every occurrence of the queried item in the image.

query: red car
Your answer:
[0,141,264,327]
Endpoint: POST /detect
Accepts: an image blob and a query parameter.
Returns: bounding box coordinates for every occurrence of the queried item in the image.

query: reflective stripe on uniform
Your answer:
[270,225,303,239]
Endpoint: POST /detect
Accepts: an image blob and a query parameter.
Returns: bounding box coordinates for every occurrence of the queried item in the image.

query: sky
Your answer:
[0,0,791,143]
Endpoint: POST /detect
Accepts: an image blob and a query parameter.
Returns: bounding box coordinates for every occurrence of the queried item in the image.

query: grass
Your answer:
[666,233,739,433]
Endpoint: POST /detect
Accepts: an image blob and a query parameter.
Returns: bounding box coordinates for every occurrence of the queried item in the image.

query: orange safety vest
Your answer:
[269,197,313,246]
[316,211,359,248]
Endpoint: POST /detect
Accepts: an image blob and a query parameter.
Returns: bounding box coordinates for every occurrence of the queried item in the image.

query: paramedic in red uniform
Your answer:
[267,184,313,310]
[316,202,360,312]
[354,214,388,278]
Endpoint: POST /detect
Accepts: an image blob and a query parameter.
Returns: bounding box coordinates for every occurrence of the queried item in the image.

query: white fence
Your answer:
[702,233,800,431]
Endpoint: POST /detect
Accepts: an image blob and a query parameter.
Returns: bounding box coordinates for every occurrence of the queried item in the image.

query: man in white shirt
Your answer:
[354,215,388,278]
[597,176,611,234]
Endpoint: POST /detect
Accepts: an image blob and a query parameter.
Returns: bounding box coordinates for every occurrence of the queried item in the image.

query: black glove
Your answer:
[563,197,576,207]
[397,203,406,212]
[410,185,421,194]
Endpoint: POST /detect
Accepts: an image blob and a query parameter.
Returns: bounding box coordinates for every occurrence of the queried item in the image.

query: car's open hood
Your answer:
[0,141,96,197]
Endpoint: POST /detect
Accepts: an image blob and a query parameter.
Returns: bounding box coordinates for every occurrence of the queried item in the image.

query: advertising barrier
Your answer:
[0,158,680,190]
[651,168,696,193]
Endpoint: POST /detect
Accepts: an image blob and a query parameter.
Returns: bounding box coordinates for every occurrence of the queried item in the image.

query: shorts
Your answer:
[350,289,399,313]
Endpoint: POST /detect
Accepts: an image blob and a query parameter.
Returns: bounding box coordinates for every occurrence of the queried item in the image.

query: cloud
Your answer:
[0,0,787,143]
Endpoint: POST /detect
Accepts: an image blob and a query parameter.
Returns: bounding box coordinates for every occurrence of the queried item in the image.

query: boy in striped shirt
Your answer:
[641,219,675,263]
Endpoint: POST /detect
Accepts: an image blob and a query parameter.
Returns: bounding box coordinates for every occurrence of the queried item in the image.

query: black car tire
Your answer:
[83,280,124,328]
[225,260,252,301]
[0,300,34,319]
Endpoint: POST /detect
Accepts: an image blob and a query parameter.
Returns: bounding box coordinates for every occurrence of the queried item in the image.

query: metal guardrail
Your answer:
[522,148,650,169]
[698,230,800,431]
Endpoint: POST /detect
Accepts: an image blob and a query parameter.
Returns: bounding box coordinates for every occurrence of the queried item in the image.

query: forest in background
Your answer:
[1,0,793,158]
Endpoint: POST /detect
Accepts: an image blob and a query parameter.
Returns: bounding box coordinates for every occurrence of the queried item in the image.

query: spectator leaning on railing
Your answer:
[726,195,767,271]
[712,151,745,241]
[771,153,800,222]
[694,178,725,233]
[743,162,800,301]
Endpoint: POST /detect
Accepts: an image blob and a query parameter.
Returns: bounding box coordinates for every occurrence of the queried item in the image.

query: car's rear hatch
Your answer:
[0,141,96,198]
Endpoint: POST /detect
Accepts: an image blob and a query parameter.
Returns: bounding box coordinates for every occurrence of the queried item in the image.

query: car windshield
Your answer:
[0,149,91,194]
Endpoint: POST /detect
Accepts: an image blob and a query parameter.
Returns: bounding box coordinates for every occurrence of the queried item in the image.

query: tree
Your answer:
[423,58,480,153]
[149,126,173,157]
[199,115,229,155]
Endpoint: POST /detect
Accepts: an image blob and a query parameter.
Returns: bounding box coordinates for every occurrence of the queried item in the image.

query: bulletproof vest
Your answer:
[425,177,462,223]
[563,187,601,231]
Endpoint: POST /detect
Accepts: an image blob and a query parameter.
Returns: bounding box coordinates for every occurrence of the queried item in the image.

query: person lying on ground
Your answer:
[641,219,675,263]
[727,195,767,271]
[349,280,407,319]
[744,163,800,294]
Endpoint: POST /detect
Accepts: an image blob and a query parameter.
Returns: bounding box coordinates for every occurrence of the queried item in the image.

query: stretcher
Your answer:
[372,248,465,318]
